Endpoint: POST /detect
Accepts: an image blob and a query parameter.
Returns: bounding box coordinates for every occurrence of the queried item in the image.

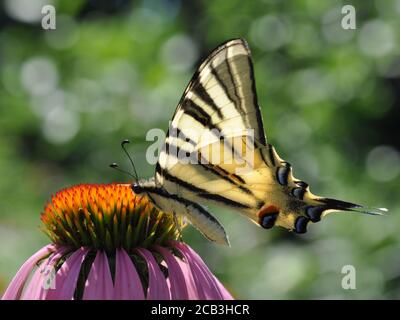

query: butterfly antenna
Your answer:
[121,139,139,182]
[109,162,137,180]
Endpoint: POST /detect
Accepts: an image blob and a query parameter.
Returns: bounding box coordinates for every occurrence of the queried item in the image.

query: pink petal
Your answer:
[114,249,145,300]
[174,254,199,299]
[212,275,234,300]
[154,246,189,300]
[83,251,113,300]
[46,247,90,300]
[173,242,233,300]
[21,247,70,300]
[2,244,55,300]
[136,248,170,300]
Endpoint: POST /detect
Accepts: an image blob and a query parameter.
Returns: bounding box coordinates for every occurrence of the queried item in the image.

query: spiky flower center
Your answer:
[41,184,182,252]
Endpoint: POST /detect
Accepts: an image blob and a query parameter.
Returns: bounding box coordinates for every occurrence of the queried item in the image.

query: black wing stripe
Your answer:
[210,64,236,108]
[197,192,250,208]
[192,82,223,120]
[142,186,226,231]
[206,52,266,147]
[225,50,243,114]
[167,125,197,146]
[211,163,245,184]
[247,56,266,145]
[267,144,276,167]
[157,158,251,209]
[160,143,254,197]
[196,153,254,196]
[180,99,248,163]
[181,99,213,128]
[162,168,251,209]
[155,161,163,175]
[162,142,196,162]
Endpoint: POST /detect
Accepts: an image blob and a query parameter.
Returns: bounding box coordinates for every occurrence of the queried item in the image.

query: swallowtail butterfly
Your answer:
[130,38,386,246]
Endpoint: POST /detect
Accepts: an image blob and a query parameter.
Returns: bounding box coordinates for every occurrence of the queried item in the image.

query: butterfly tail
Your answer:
[316,197,388,216]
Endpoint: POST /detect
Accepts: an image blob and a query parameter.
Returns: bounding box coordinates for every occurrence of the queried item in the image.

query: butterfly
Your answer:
[129,38,386,246]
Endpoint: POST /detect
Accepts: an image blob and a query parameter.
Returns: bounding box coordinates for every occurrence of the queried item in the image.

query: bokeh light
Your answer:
[4,0,51,23]
[358,20,396,58]
[366,145,400,182]
[20,57,58,96]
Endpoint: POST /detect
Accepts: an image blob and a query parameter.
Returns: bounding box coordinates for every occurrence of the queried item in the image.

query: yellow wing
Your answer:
[155,38,273,222]
[149,38,386,239]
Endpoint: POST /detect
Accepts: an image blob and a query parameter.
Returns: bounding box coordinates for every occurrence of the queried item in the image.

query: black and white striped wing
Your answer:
[146,38,387,241]
[138,180,230,246]
[170,38,265,146]
[156,39,270,214]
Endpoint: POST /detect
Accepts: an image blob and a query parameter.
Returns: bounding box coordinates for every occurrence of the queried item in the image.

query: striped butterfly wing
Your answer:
[148,38,386,243]
[168,38,266,146]
[155,39,273,223]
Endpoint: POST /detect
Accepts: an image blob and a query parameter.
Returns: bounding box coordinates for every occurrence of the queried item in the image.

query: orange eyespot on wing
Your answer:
[258,204,280,229]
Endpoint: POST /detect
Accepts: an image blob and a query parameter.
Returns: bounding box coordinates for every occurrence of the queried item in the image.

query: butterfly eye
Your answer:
[131,183,143,194]
[294,216,310,234]
[305,206,324,222]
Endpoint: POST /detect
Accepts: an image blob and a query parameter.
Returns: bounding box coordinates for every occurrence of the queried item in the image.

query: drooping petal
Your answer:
[174,244,215,299]
[174,254,199,299]
[21,247,70,300]
[212,275,234,300]
[136,248,170,300]
[83,251,114,300]
[173,241,233,300]
[46,247,90,300]
[154,246,189,300]
[2,244,55,300]
[114,249,145,300]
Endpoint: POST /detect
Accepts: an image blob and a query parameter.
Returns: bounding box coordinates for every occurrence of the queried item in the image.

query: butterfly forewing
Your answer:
[146,39,273,242]
[163,41,263,153]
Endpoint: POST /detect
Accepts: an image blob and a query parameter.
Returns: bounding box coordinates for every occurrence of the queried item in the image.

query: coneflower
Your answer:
[2,184,233,300]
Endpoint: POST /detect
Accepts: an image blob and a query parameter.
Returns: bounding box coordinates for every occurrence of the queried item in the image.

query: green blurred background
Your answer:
[0,0,399,299]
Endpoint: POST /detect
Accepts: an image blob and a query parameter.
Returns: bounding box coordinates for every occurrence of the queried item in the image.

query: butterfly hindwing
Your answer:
[139,178,229,246]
